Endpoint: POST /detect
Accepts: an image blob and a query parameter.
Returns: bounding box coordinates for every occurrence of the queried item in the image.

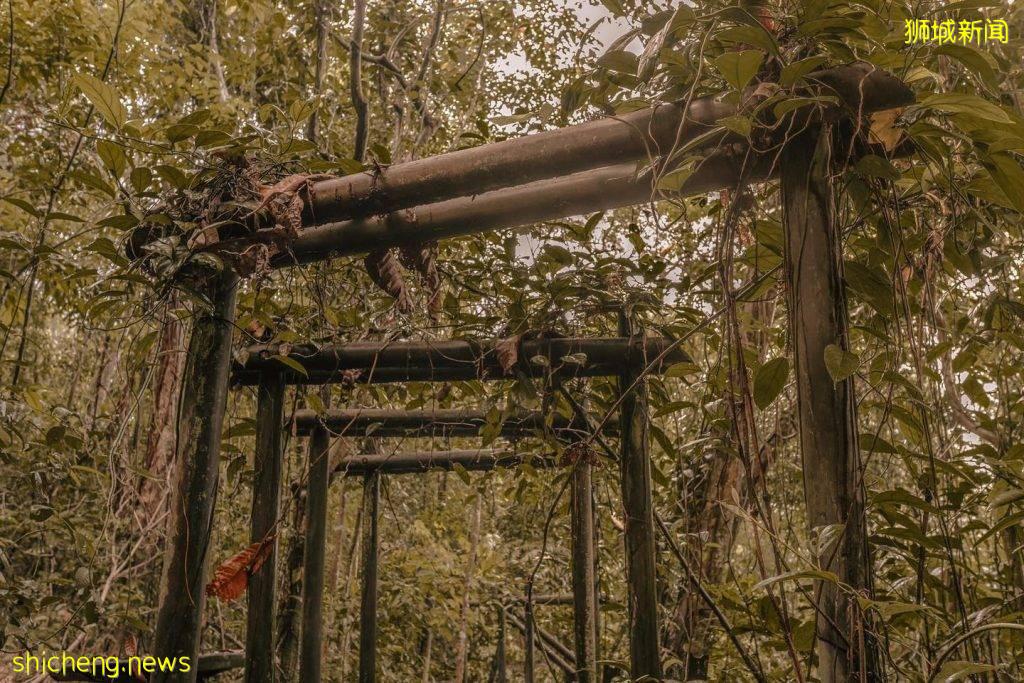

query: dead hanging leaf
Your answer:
[495,334,522,374]
[364,249,414,314]
[234,242,276,278]
[206,533,277,602]
[868,107,903,152]
[399,241,443,321]
[255,173,332,238]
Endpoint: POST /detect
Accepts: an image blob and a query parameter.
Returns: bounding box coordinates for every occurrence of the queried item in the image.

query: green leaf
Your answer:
[712,50,764,91]
[753,357,789,410]
[715,25,778,55]
[779,55,828,87]
[935,661,998,683]
[717,114,751,138]
[844,260,894,316]
[824,344,858,383]
[270,354,308,377]
[72,73,127,128]
[935,44,998,88]
[920,93,1012,124]
[774,95,837,120]
[982,153,1024,213]
[855,154,900,181]
[2,196,40,216]
[753,569,839,592]
[656,166,694,192]
[155,164,189,190]
[96,139,128,178]
[597,49,638,74]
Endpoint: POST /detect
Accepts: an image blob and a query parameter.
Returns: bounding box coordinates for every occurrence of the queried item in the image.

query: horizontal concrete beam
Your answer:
[233,336,687,386]
[298,62,910,224]
[290,408,617,438]
[334,449,559,476]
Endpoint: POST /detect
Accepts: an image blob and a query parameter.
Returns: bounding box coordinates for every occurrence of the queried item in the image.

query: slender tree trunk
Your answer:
[306,0,327,145]
[780,129,876,682]
[88,332,116,430]
[142,301,184,510]
[453,495,483,682]
[421,629,433,683]
[151,269,238,683]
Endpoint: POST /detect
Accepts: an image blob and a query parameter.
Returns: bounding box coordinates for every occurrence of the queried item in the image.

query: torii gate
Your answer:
[140,62,913,682]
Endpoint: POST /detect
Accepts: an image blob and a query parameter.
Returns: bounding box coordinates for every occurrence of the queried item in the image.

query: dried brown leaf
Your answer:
[495,334,521,374]
[206,533,277,602]
[364,249,414,314]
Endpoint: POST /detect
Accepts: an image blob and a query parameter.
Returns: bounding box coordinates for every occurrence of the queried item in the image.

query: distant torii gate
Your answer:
[143,61,914,682]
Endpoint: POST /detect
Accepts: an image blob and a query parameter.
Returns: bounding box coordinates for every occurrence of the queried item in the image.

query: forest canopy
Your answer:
[2,0,1024,681]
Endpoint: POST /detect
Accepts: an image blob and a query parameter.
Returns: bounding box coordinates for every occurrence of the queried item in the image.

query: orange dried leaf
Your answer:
[206,534,276,602]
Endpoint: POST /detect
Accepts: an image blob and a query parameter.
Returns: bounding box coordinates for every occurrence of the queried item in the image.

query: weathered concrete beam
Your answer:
[233,336,687,386]
[289,408,617,438]
[335,449,559,476]
[299,62,910,224]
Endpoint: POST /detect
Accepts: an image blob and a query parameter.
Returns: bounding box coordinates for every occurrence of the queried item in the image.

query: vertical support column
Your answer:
[152,269,238,683]
[570,460,598,682]
[617,309,662,680]
[245,370,285,683]
[780,130,874,682]
[358,471,380,683]
[299,389,332,682]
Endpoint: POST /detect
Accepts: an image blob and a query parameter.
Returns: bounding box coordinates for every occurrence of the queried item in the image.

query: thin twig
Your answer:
[349,0,369,162]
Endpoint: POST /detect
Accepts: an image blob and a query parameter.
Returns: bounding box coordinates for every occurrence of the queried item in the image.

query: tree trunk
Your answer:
[151,269,238,683]
[780,129,876,682]
[142,302,184,510]
[453,495,482,682]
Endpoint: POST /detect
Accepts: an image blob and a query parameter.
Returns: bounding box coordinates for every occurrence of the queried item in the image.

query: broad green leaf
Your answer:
[921,93,1012,124]
[844,260,894,316]
[774,95,837,120]
[72,73,127,128]
[717,114,751,138]
[270,354,308,377]
[982,153,1024,213]
[753,569,839,592]
[935,661,998,683]
[824,344,858,382]
[2,195,40,216]
[96,139,128,178]
[712,50,764,91]
[779,55,828,87]
[855,154,900,181]
[657,166,694,192]
[597,49,638,74]
[753,357,789,410]
[935,43,998,88]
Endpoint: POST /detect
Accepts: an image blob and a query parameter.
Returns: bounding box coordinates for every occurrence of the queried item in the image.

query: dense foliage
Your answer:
[2,0,1024,680]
